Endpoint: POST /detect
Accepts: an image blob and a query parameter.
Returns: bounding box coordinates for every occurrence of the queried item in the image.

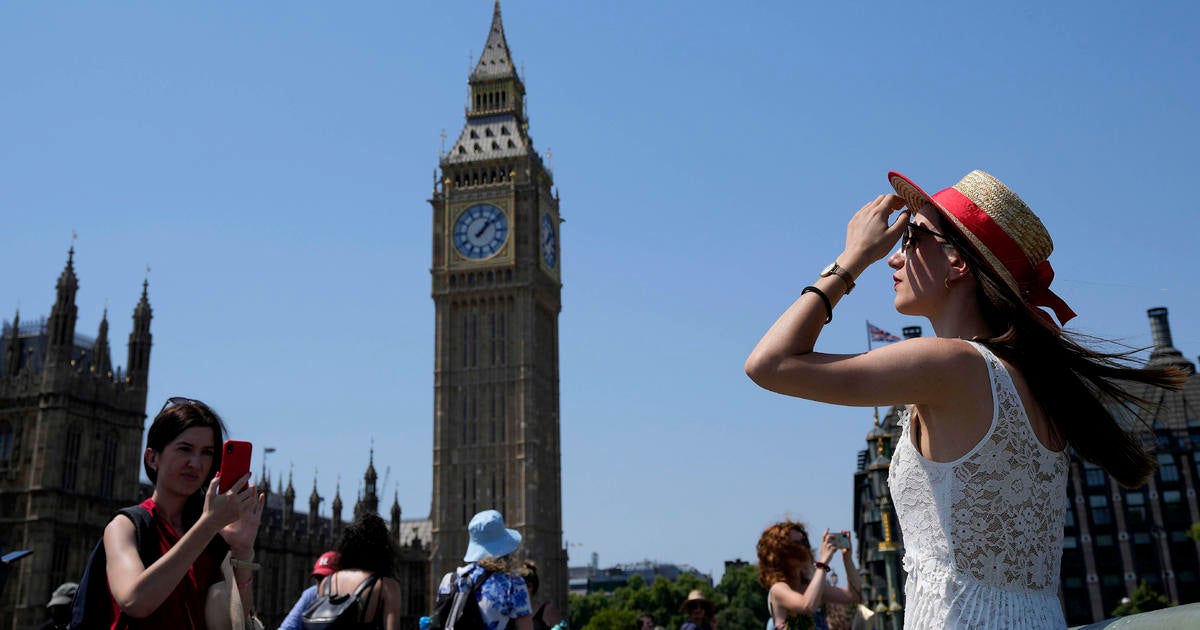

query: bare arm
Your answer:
[512,615,533,630]
[105,475,251,618]
[381,577,402,630]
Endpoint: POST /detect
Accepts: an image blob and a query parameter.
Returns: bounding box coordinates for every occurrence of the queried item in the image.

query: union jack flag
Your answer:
[868,322,901,343]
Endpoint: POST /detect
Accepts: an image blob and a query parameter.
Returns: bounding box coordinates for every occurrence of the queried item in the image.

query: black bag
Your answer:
[70,505,158,630]
[430,568,493,630]
[302,573,381,630]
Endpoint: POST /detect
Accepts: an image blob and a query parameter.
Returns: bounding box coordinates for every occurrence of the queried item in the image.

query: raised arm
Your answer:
[104,475,252,618]
[745,195,982,408]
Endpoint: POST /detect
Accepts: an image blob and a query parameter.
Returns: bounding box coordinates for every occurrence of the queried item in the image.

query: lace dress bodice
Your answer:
[887,341,1068,629]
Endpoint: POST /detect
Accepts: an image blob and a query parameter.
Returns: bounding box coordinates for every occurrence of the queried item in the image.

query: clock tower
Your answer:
[428,1,566,611]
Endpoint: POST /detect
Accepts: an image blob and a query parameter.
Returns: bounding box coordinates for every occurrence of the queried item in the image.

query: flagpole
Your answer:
[866,321,880,426]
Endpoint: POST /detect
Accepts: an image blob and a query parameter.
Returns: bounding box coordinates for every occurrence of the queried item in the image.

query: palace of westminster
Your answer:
[1,4,1197,629]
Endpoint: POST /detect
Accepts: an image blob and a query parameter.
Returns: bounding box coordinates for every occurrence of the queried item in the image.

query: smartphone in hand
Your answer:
[831,532,850,550]
[217,440,253,493]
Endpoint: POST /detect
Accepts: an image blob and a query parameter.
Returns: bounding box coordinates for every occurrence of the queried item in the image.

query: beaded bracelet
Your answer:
[237,576,255,589]
[813,561,831,573]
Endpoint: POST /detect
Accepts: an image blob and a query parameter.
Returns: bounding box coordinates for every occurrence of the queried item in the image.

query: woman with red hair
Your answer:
[756,521,859,630]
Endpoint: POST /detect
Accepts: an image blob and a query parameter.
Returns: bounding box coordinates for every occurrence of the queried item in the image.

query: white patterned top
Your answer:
[888,341,1069,629]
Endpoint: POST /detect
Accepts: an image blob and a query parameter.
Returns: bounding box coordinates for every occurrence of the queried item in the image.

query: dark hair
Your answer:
[144,400,227,525]
[636,612,655,626]
[335,514,397,578]
[522,560,539,597]
[936,217,1187,487]
[757,520,812,588]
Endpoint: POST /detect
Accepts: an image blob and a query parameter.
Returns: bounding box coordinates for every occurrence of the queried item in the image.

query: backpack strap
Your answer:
[69,504,158,630]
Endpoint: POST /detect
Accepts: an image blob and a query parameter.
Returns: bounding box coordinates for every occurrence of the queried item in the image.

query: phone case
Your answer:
[218,440,252,493]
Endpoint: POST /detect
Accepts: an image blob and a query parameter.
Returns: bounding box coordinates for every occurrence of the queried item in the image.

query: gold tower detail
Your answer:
[427,1,566,612]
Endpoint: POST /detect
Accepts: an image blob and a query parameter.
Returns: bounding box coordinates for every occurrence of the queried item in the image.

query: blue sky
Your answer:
[3,1,1197,582]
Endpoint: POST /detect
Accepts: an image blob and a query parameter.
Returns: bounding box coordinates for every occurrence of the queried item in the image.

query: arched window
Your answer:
[100,434,119,497]
[0,420,13,469]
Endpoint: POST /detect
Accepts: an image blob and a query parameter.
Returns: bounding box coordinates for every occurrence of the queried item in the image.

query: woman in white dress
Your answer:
[744,170,1182,628]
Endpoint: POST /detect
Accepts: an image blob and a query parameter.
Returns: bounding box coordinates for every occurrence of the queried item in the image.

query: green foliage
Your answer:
[583,608,637,630]
[567,565,768,630]
[715,563,768,623]
[1111,580,1173,617]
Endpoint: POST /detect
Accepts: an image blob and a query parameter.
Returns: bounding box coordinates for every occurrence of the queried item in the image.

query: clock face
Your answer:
[453,204,509,260]
[540,213,557,269]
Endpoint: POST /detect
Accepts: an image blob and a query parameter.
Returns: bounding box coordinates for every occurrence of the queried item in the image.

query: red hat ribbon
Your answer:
[931,187,1077,327]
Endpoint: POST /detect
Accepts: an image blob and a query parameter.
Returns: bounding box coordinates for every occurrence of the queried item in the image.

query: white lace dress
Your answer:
[887,341,1069,629]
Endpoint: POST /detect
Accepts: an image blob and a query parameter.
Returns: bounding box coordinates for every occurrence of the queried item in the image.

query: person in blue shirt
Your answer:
[436,510,533,630]
[277,550,338,630]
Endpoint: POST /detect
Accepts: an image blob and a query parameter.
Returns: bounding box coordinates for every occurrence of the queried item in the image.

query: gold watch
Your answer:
[820,261,856,294]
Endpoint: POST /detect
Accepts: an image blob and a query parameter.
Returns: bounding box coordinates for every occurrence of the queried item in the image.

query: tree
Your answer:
[715,562,768,624]
[1111,580,1172,617]
[583,608,637,630]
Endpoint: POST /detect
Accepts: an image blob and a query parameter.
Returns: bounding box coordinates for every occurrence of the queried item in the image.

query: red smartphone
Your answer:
[217,440,253,493]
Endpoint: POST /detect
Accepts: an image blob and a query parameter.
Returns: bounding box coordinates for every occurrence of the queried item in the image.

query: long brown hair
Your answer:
[757,520,812,588]
[937,216,1186,487]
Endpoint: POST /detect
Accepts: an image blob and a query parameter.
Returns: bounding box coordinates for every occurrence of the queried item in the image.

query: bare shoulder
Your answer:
[103,513,136,547]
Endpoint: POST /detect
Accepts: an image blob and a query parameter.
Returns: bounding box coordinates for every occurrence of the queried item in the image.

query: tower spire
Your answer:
[126,278,153,387]
[4,308,20,377]
[470,0,518,82]
[46,248,80,367]
[93,307,112,377]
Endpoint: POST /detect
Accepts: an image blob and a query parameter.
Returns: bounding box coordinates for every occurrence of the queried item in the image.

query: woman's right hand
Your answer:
[202,473,254,529]
[842,194,908,273]
[818,529,837,565]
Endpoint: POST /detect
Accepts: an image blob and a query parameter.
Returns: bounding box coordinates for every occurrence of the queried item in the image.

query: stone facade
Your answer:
[0,250,152,630]
[428,1,568,613]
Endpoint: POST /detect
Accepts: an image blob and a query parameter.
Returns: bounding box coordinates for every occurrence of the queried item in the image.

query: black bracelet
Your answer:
[801,286,833,324]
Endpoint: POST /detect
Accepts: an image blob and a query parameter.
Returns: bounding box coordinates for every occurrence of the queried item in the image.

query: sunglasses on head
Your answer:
[159,396,205,414]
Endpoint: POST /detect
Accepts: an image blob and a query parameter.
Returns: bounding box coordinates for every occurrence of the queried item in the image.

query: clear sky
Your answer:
[3,1,1197,582]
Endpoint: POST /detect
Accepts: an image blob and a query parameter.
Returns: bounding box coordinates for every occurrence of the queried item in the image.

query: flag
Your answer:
[868,322,901,343]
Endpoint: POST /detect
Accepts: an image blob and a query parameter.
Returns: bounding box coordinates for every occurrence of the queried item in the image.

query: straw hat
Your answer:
[888,170,1076,327]
[680,589,715,614]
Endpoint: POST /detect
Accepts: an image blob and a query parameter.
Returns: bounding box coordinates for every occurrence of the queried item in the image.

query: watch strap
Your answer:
[822,262,856,295]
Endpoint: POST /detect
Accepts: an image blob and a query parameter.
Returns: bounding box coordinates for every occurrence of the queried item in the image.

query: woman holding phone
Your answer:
[103,397,263,628]
[756,521,860,630]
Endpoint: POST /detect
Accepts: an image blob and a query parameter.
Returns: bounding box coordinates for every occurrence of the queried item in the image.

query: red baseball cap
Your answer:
[312,551,340,577]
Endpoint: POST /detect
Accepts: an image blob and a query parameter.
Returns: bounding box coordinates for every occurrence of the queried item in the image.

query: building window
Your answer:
[1133,532,1151,545]
[1096,534,1114,547]
[1125,491,1147,526]
[1064,498,1076,527]
[1158,453,1179,483]
[1085,464,1106,487]
[1089,494,1111,526]
[0,420,12,469]
[100,434,118,498]
[62,429,81,491]
[1064,536,1078,549]
[50,536,70,589]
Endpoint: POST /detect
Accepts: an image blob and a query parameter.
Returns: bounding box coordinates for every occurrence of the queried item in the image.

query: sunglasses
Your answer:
[900,222,950,253]
[159,396,205,414]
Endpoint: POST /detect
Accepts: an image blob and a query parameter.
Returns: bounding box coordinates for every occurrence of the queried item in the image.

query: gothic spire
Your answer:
[470,1,518,82]
[4,308,20,377]
[93,307,112,377]
[46,248,80,365]
[126,278,153,387]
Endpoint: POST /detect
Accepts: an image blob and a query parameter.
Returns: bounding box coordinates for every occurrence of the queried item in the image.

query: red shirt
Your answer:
[109,497,229,630]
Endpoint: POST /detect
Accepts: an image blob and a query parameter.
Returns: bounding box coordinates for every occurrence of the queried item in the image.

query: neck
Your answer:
[150,487,189,531]
[928,284,992,340]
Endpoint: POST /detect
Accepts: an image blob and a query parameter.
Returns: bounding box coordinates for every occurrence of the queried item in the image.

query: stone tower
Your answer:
[428,0,567,611]
[0,250,152,629]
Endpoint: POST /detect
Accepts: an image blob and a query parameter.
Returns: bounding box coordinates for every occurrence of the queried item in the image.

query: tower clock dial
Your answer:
[540,213,557,269]
[453,204,509,260]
